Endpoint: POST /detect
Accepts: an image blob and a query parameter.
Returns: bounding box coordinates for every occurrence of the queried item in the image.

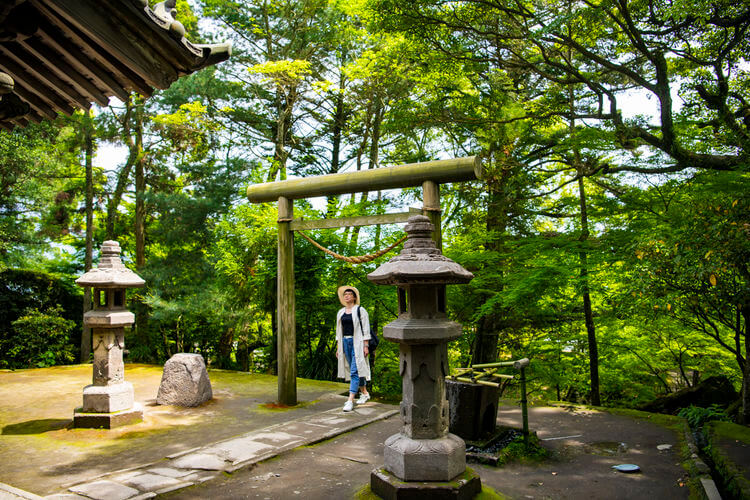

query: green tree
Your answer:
[628,172,749,421]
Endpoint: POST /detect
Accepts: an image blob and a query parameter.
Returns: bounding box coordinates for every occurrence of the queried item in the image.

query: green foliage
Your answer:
[0,306,76,368]
[0,121,84,262]
[0,269,82,353]
[678,405,731,430]
[494,434,550,466]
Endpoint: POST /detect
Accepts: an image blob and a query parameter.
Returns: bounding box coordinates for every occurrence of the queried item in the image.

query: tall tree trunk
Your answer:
[105,158,134,240]
[570,89,601,405]
[134,96,146,270]
[132,94,150,357]
[350,97,382,249]
[471,148,513,365]
[741,305,749,424]
[80,112,94,363]
[268,86,295,182]
[217,327,235,369]
[106,99,136,240]
[577,173,600,405]
[326,84,346,216]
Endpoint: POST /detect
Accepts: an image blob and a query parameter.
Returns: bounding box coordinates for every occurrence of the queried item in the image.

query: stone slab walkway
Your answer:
[1,401,396,500]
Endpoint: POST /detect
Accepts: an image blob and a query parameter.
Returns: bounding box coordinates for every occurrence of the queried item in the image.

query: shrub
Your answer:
[0,268,82,353]
[0,306,76,368]
[677,405,731,430]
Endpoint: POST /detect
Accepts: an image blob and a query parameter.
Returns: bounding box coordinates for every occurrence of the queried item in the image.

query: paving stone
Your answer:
[354,407,377,415]
[43,495,89,500]
[701,478,722,500]
[250,431,304,445]
[205,437,274,463]
[171,453,227,471]
[0,482,43,499]
[181,472,218,483]
[283,421,329,434]
[154,482,193,495]
[145,468,194,479]
[309,416,349,426]
[165,447,201,459]
[108,471,143,483]
[69,481,140,500]
[122,474,183,492]
[130,494,156,500]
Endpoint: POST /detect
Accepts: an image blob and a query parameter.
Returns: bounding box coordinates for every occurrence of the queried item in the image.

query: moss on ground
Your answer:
[710,420,750,444]
[0,364,350,494]
[354,483,508,499]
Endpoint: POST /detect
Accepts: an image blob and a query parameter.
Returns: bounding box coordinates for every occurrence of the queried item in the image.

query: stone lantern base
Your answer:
[74,382,142,429]
[384,433,466,481]
[370,467,482,500]
[81,381,135,413]
[73,403,143,429]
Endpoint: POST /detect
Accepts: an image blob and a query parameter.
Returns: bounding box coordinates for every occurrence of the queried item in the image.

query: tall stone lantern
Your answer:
[74,240,145,429]
[367,215,481,498]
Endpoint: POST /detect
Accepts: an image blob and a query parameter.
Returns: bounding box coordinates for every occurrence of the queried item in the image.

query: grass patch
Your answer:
[493,434,550,466]
[710,420,750,444]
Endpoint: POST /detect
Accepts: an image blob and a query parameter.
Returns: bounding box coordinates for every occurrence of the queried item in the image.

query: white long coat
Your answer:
[336,306,372,381]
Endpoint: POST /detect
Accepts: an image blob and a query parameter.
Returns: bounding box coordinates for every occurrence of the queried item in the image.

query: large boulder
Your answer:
[638,375,738,415]
[157,353,213,407]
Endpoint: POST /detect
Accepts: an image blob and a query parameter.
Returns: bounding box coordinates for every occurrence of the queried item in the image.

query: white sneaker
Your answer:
[357,393,370,405]
[343,400,354,412]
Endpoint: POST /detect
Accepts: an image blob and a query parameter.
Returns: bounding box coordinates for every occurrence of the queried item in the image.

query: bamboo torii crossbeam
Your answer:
[246,156,484,405]
[447,358,531,443]
[445,358,530,388]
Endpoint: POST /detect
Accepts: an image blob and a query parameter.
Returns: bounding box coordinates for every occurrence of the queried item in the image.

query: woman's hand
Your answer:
[364,345,369,356]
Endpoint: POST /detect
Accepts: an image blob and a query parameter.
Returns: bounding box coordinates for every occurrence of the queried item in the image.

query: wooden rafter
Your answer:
[0,0,231,128]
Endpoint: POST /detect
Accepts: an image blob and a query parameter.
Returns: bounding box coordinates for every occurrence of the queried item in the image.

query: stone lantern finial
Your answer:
[76,240,145,289]
[367,215,481,497]
[367,215,473,285]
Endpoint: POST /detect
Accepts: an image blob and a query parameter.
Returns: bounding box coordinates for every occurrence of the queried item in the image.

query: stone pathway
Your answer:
[0,401,397,500]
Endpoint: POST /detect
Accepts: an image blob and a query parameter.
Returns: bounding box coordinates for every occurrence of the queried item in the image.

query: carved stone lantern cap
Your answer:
[75,241,145,289]
[367,215,473,285]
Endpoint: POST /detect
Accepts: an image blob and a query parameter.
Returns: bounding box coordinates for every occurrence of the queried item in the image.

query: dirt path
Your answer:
[164,404,691,499]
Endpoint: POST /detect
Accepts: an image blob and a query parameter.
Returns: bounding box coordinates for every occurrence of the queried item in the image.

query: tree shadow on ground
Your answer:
[2,419,70,435]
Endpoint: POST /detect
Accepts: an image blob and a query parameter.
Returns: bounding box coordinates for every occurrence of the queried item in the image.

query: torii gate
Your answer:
[246,156,484,405]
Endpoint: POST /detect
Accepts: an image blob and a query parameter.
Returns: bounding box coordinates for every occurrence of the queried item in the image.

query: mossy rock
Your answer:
[637,376,738,415]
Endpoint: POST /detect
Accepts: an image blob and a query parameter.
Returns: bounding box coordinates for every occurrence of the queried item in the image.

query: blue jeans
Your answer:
[342,336,359,394]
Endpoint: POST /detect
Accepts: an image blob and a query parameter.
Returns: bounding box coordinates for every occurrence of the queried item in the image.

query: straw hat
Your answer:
[337,285,360,306]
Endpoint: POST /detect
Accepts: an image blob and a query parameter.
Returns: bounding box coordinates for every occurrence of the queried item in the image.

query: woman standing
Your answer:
[335,286,371,412]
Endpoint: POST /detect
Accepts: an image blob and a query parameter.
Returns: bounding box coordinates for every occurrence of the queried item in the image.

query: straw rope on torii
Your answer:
[297,230,407,264]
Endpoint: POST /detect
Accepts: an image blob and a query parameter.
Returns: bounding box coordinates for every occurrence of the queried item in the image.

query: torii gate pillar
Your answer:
[277,196,297,405]
[422,180,441,249]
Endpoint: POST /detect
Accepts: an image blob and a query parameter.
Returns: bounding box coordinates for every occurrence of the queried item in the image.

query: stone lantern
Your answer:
[367,215,481,498]
[74,240,145,429]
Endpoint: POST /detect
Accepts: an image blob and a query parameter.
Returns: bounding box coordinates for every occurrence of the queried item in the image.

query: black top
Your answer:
[341,312,354,336]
